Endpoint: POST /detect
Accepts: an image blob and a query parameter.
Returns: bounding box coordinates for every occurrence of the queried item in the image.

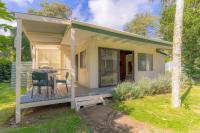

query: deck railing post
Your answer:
[15,19,22,123]
[70,28,76,109]
[32,46,36,69]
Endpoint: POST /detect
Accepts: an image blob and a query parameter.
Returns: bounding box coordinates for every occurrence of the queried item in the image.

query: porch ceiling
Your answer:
[61,29,95,46]
[22,19,95,47]
[22,19,69,46]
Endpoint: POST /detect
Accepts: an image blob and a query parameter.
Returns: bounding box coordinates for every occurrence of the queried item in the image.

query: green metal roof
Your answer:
[72,20,172,48]
[14,12,172,48]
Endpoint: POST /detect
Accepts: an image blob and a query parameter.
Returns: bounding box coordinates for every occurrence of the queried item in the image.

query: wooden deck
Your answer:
[20,83,115,106]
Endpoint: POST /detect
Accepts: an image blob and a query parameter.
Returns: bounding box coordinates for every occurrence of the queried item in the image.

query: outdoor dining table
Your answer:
[32,69,57,96]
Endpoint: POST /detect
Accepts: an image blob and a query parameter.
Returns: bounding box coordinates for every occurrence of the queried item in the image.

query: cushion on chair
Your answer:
[32,80,48,86]
[56,80,66,84]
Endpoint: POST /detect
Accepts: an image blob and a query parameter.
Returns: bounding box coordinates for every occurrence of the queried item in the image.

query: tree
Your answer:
[149,0,184,108]
[125,12,159,37]
[161,0,200,107]
[161,0,200,79]
[0,0,14,61]
[0,0,13,21]
[28,0,72,19]
[171,0,184,107]
[0,0,14,81]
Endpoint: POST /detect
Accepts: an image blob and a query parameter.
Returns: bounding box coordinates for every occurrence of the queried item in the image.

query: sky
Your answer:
[1,0,162,36]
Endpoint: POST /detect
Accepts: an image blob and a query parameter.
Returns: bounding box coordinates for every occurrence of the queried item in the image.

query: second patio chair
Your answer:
[56,71,69,92]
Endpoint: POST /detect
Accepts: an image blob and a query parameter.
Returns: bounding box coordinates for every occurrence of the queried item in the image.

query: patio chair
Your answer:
[31,72,53,98]
[56,72,69,92]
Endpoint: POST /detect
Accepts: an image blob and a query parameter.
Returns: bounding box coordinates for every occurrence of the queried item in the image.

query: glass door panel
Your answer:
[99,48,119,86]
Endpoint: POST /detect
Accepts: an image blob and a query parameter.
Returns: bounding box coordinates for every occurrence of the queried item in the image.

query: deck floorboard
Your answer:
[21,84,115,104]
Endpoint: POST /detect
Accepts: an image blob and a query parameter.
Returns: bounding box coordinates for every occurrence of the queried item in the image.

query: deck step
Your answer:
[75,95,105,112]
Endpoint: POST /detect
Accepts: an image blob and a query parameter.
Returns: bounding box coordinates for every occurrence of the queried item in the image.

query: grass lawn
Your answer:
[0,82,88,133]
[0,82,16,126]
[112,83,200,132]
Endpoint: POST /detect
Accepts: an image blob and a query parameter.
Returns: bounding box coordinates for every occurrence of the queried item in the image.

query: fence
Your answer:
[11,61,32,88]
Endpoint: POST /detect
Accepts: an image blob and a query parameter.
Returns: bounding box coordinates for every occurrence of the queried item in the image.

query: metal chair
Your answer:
[31,72,53,98]
[56,71,69,92]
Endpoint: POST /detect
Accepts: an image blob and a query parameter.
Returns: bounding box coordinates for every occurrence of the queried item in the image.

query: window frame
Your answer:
[80,50,86,69]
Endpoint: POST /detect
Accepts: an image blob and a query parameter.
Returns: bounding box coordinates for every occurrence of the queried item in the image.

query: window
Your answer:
[138,53,153,71]
[99,48,118,86]
[80,50,86,68]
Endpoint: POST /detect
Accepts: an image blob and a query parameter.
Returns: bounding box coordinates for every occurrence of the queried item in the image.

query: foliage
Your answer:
[0,58,11,82]
[160,0,200,78]
[28,0,72,19]
[112,82,141,101]
[0,24,13,32]
[138,74,172,95]
[0,0,13,21]
[112,74,172,101]
[137,78,154,96]
[125,12,159,37]
[11,28,31,61]
[112,83,200,132]
[21,33,31,61]
[0,35,14,61]
[152,74,172,93]
[0,82,88,132]
[0,0,14,61]
[0,0,13,31]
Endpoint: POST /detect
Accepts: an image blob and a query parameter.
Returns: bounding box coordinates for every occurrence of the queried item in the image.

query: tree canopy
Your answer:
[125,12,159,37]
[160,0,200,78]
[28,0,72,19]
[0,0,13,21]
[0,0,14,61]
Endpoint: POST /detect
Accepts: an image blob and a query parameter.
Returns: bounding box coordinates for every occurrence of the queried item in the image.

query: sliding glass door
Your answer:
[99,48,119,86]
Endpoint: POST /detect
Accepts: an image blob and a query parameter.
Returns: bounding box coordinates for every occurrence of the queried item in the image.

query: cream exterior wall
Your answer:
[75,40,90,87]
[85,37,166,88]
[33,37,165,89]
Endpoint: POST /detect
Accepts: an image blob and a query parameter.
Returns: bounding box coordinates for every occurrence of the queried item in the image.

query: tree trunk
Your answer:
[172,0,184,108]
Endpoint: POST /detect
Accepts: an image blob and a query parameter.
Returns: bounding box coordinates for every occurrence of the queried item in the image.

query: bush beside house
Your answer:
[112,73,190,101]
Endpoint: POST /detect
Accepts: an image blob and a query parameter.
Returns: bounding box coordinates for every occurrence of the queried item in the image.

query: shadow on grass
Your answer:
[112,101,135,115]
[181,81,192,104]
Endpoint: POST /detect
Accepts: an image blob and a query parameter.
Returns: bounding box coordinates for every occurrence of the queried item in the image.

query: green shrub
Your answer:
[151,74,171,94]
[137,73,172,95]
[112,73,191,101]
[112,75,171,101]
[0,58,11,82]
[137,74,171,96]
[137,78,153,96]
[112,82,141,101]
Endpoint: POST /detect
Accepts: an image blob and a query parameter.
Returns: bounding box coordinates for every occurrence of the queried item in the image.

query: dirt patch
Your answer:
[79,105,155,133]
[5,103,70,128]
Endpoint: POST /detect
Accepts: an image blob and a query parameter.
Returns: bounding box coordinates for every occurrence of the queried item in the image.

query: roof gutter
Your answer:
[156,49,171,56]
